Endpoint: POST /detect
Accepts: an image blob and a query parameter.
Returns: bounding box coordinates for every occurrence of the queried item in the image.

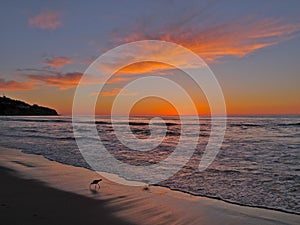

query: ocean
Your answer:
[0,115,299,214]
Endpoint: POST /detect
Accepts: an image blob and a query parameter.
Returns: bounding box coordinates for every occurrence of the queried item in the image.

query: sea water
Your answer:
[0,115,299,214]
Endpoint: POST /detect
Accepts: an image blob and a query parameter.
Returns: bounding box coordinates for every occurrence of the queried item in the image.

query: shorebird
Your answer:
[90,179,102,189]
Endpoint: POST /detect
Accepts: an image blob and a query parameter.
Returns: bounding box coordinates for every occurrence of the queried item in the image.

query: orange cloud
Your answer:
[27,72,82,90]
[106,76,133,84]
[0,78,35,90]
[116,62,175,75]
[114,17,300,63]
[44,56,72,68]
[28,11,61,30]
[178,18,300,61]
[98,17,300,80]
[11,67,126,91]
[96,44,206,79]
[20,68,107,90]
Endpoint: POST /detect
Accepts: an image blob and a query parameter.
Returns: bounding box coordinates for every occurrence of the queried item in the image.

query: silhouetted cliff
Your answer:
[0,96,58,116]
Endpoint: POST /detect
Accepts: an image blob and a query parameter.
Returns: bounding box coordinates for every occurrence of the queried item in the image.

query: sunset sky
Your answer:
[1,0,300,115]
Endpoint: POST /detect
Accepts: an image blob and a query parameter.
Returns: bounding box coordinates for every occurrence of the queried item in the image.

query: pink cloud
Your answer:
[44,56,73,68]
[26,72,82,90]
[113,17,300,63]
[28,11,61,30]
[0,78,35,90]
[13,67,118,90]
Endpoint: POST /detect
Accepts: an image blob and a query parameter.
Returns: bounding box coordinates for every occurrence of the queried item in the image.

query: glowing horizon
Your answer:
[1,1,300,116]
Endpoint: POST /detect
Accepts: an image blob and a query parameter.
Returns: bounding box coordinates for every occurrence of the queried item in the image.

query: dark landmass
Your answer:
[0,96,58,116]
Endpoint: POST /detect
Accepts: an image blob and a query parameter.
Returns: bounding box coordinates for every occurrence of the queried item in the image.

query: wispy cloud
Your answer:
[0,78,35,90]
[44,56,73,68]
[28,11,61,30]
[94,13,300,82]
[3,66,132,91]
[112,16,300,63]
[26,71,82,90]
[106,76,133,84]
[19,68,106,90]
[94,41,207,79]
[113,62,175,75]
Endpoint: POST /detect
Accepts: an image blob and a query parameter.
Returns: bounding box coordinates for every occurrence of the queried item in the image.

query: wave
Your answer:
[95,121,179,126]
[230,123,263,127]
[0,117,70,123]
[278,122,300,127]
[153,184,300,215]
[230,122,300,128]
[95,121,111,125]
[0,133,75,141]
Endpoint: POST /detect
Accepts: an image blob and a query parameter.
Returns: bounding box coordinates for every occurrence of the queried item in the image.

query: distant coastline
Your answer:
[0,96,58,116]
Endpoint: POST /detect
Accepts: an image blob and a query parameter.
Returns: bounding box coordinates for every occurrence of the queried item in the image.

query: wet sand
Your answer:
[0,146,299,225]
[0,166,134,225]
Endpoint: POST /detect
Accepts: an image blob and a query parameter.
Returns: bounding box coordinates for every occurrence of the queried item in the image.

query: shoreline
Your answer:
[156,185,300,216]
[1,146,299,225]
[6,144,299,216]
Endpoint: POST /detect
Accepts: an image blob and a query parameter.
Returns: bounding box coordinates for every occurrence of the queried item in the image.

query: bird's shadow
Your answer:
[89,184,100,194]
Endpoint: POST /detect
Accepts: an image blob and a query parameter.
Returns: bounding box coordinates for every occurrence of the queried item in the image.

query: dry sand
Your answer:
[0,146,299,225]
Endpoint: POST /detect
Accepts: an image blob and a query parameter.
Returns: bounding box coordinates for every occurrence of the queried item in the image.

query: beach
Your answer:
[1,1,300,224]
[0,146,299,225]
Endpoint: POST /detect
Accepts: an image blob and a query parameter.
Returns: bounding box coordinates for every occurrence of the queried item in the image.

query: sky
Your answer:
[0,0,300,115]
